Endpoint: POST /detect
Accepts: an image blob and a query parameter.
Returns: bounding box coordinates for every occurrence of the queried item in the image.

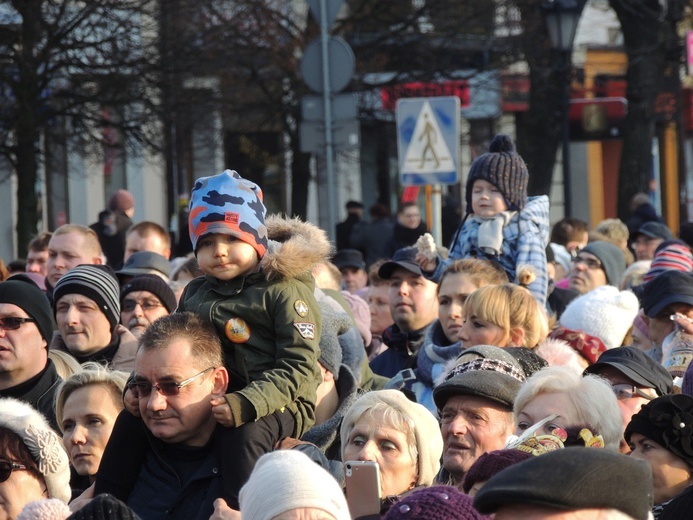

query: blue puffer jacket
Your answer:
[429,195,550,306]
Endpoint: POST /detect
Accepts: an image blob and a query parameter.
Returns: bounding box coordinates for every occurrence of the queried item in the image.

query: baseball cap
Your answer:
[634,221,673,241]
[116,251,171,281]
[378,246,423,279]
[585,346,673,396]
[640,270,693,318]
[332,249,366,271]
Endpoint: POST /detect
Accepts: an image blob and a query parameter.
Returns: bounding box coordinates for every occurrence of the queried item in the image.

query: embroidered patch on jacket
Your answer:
[225,317,251,343]
[294,322,316,340]
[294,300,309,317]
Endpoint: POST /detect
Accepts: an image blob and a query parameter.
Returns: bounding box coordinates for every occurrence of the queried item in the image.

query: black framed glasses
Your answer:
[612,384,653,401]
[0,460,28,483]
[0,317,36,331]
[122,299,163,312]
[571,255,603,271]
[127,367,215,398]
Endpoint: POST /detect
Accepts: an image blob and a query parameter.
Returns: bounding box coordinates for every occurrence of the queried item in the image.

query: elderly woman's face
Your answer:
[515,391,580,437]
[343,409,418,497]
[0,461,47,520]
[629,433,693,504]
[61,384,122,480]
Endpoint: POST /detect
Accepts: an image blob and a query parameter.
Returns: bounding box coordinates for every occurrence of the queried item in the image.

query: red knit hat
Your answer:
[108,189,135,211]
[549,325,608,365]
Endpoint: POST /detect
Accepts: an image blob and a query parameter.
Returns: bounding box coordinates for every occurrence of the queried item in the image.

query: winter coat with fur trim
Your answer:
[179,216,328,437]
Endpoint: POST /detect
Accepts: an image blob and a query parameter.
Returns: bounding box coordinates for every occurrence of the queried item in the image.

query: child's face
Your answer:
[196,233,258,281]
[471,179,507,218]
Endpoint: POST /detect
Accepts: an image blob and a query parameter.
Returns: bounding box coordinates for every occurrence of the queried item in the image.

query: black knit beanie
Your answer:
[120,274,177,313]
[0,274,53,343]
[465,134,529,212]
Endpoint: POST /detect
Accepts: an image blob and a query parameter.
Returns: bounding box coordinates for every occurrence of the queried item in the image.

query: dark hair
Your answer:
[369,203,390,219]
[138,312,223,369]
[28,232,52,252]
[550,218,589,246]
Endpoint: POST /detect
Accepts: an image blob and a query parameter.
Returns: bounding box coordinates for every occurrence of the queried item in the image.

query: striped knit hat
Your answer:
[465,134,529,212]
[53,264,121,330]
[643,240,693,283]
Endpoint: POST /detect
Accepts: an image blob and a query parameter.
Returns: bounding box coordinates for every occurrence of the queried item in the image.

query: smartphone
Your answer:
[345,460,381,519]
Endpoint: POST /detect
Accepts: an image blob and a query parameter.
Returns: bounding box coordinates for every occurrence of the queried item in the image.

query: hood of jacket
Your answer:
[260,215,333,282]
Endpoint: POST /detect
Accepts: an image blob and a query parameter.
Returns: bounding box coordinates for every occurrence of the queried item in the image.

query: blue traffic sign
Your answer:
[396,97,460,185]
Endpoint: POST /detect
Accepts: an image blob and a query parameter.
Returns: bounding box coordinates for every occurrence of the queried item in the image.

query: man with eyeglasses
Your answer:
[92,312,229,520]
[120,274,177,339]
[0,275,59,431]
[585,346,672,450]
[567,241,626,295]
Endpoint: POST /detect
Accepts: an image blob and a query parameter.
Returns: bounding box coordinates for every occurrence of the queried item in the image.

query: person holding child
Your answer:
[417,134,549,306]
[94,170,324,511]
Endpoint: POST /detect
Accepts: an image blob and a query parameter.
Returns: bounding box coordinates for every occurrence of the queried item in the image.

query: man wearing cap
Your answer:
[335,200,364,251]
[124,221,172,264]
[90,189,135,269]
[640,270,693,362]
[0,275,60,430]
[46,224,104,292]
[370,246,439,378]
[567,240,627,295]
[120,274,177,339]
[473,447,653,520]
[332,249,368,294]
[116,250,172,284]
[632,221,673,261]
[52,264,138,371]
[432,346,525,488]
[585,347,673,442]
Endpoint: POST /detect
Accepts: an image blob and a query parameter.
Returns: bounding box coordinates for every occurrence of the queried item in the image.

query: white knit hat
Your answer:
[0,398,71,504]
[239,450,350,520]
[17,499,71,520]
[340,389,443,487]
[559,285,640,350]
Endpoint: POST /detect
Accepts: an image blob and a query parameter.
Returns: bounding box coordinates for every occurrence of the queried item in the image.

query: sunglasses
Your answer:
[611,384,653,401]
[0,460,28,483]
[127,367,214,398]
[571,255,603,271]
[0,316,36,331]
[122,299,163,312]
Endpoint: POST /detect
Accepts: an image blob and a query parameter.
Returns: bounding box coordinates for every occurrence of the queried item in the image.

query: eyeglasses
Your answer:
[127,367,214,398]
[571,255,603,271]
[122,299,163,312]
[0,460,28,483]
[0,317,36,331]
[612,384,653,401]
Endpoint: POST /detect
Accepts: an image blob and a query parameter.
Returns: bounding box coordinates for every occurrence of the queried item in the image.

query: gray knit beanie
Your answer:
[580,241,626,286]
[465,134,528,212]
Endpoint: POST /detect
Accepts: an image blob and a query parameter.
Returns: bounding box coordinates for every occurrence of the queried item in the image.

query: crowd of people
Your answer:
[3,135,693,519]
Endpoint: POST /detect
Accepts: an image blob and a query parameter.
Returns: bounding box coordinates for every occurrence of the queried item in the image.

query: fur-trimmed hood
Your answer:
[260,215,333,281]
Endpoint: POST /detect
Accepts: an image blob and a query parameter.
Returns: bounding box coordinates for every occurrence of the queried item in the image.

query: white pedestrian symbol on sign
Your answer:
[402,101,454,174]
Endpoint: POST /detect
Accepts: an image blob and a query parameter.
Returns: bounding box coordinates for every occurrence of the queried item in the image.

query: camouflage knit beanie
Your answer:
[188,169,268,258]
[465,134,529,212]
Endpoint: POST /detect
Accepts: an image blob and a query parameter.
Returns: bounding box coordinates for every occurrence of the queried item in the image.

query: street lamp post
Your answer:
[542,0,584,217]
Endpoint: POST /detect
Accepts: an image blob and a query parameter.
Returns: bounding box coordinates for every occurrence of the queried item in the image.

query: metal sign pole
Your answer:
[319,0,336,240]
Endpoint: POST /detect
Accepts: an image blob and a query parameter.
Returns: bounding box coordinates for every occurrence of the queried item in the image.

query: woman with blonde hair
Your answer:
[457,269,549,350]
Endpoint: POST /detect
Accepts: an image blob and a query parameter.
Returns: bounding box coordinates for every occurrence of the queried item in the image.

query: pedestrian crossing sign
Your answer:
[396,96,460,185]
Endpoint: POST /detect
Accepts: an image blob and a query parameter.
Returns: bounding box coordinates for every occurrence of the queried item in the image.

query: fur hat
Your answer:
[625,394,693,468]
[53,265,121,330]
[0,274,53,343]
[318,305,353,379]
[462,449,533,494]
[188,169,267,258]
[643,241,693,283]
[239,450,350,520]
[107,189,134,212]
[559,285,639,350]
[465,134,528,212]
[340,390,443,487]
[433,345,527,411]
[579,241,626,286]
[0,398,71,503]
[120,274,177,314]
[473,447,653,520]
[384,486,488,520]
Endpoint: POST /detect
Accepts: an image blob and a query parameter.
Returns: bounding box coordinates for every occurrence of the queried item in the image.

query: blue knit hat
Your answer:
[188,169,267,257]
